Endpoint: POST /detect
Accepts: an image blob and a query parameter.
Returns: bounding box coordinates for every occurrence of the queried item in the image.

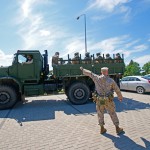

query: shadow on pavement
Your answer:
[0,99,96,124]
[121,90,150,95]
[103,133,150,150]
[0,96,150,123]
[114,97,150,112]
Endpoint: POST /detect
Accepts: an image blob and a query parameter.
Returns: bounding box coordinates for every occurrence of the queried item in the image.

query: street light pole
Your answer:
[77,14,87,54]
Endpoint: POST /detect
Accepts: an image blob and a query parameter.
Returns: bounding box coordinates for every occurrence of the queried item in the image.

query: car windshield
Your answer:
[144,74,150,77]
[142,76,150,80]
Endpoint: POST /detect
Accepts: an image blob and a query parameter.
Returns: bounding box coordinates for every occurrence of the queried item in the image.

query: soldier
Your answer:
[22,55,33,65]
[80,66,124,135]
[72,52,80,64]
[105,54,112,63]
[105,53,112,63]
[52,52,59,66]
[84,52,92,64]
[59,58,65,65]
[115,53,122,63]
[95,52,103,63]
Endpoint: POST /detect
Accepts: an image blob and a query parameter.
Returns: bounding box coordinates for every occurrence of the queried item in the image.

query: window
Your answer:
[136,78,141,81]
[121,77,129,81]
[18,54,26,63]
[128,77,136,81]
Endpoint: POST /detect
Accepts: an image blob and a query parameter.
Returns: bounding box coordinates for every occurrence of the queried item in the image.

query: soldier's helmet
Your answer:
[116,53,120,56]
[85,52,90,57]
[106,53,110,57]
[74,52,79,57]
[96,52,101,57]
[96,53,101,57]
[55,52,59,56]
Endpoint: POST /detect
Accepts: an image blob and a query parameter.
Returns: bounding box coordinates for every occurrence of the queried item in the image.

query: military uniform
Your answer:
[23,55,33,64]
[105,53,112,63]
[52,52,59,66]
[72,52,80,64]
[81,67,123,134]
[95,52,103,63]
[84,52,92,64]
[115,53,122,63]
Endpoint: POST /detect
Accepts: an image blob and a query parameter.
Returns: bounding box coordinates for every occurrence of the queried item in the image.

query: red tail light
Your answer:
[148,80,150,83]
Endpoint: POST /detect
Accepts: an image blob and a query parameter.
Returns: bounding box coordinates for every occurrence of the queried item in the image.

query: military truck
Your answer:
[0,50,125,109]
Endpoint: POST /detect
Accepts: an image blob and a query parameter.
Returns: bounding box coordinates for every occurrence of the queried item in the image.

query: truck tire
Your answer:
[0,85,17,110]
[68,82,90,105]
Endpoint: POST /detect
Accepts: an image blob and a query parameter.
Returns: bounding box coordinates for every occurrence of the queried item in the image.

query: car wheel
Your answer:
[136,86,145,94]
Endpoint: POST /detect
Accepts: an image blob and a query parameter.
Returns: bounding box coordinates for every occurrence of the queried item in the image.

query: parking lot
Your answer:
[0,91,150,150]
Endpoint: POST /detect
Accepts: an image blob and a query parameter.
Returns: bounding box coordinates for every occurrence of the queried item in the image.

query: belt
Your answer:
[97,93,113,97]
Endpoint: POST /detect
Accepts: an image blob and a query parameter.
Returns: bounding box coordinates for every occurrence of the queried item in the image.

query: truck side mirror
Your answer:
[12,55,18,64]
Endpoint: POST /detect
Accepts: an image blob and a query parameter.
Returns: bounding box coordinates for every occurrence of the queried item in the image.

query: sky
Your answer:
[0,0,150,67]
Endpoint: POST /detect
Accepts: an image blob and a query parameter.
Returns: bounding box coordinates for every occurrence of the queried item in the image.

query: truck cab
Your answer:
[0,50,48,109]
[11,50,43,84]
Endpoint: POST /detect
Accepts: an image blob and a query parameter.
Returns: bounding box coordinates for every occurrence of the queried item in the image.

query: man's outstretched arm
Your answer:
[80,67,93,78]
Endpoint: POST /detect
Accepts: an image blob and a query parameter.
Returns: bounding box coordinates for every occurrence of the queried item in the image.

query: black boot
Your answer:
[116,125,123,134]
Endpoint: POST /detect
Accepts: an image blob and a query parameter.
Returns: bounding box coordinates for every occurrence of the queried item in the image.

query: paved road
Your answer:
[0,91,150,150]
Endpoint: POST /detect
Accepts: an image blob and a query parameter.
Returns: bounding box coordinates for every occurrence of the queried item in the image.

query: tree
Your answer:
[124,60,141,76]
[142,61,150,75]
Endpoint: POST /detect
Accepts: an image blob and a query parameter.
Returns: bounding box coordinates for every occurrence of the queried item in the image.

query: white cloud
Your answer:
[86,0,132,22]
[40,30,51,36]
[21,0,33,18]
[89,35,129,54]
[91,15,108,21]
[133,44,148,52]
[87,0,130,12]
[89,36,148,67]
[121,6,132,22]
[61,38,85,58]
[122,44,148,59]
[124,39,139,48]
[20,0,52,19]
[0,50,13,66]
[16,0,66,50]
[134,55,150,66]
[63,35,148,61]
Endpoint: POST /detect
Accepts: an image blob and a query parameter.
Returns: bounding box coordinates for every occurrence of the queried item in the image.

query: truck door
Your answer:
[17,54,35,81]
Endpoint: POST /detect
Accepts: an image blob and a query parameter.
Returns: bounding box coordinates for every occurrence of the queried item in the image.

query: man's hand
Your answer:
[80,66,83,71]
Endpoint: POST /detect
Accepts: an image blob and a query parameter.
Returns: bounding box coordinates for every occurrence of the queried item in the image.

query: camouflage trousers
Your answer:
[96,98,119,126]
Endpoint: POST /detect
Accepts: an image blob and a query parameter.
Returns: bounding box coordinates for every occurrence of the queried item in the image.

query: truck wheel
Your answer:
[0,85,17,109]
[68,82,90,105]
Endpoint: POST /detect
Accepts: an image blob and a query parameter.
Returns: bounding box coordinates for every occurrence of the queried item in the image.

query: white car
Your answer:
[120,76,150,94]
[144,74,150,78]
